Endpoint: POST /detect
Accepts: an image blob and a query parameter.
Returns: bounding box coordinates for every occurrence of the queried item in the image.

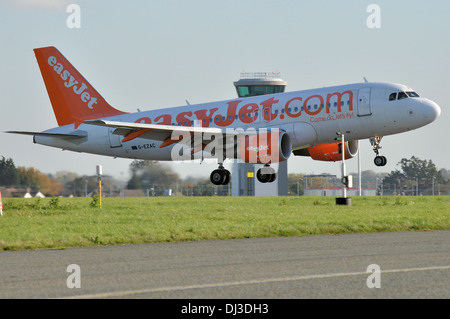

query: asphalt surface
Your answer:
[0,230,449,299]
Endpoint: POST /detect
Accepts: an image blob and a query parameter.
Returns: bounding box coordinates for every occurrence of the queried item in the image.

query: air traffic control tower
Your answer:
[232,72,288,196]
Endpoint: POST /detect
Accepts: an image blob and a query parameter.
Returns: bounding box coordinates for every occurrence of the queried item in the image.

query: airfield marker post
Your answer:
[96,165,102,208]
[336,133,352,206]
[341,133,347,199]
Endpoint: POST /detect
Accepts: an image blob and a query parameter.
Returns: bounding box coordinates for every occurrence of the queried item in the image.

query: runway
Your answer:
[0,230,449,299]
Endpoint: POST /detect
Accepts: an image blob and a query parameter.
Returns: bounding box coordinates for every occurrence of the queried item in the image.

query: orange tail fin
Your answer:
[34,46,127,127]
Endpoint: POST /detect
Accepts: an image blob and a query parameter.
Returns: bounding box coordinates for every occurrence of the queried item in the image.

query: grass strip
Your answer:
[0,196,448,251]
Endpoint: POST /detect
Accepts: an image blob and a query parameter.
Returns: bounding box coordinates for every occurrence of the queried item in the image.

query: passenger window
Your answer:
[389,93,396,101]
[398,92,408,100]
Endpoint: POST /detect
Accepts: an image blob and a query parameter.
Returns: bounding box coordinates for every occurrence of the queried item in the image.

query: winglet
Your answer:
[34,46,127,127]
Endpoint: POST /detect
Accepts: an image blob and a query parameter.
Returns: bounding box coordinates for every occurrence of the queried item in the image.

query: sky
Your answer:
[0,0,448,181]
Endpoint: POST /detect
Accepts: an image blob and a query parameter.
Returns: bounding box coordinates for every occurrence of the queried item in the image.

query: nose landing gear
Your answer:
[370,136,387,167]
[374,155,387,166]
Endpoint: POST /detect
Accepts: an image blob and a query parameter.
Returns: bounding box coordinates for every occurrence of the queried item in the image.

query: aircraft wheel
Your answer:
[210,169,225,185]
[210,169,231,185]
[222,170,231,185]
[257,167,276,183]
[374,156,387,167]
[268,172,277,183]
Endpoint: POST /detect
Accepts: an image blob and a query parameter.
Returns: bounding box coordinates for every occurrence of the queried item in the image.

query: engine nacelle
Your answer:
[238,129,292,164]
[293,140,359,161]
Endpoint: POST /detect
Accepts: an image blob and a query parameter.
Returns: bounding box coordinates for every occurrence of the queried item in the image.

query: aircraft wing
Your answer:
[84,120,228,149]
[85,120,223,136]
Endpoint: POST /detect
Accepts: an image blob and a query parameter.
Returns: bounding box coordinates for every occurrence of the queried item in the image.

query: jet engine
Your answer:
[293,140,359,161]
[238,129,292,164]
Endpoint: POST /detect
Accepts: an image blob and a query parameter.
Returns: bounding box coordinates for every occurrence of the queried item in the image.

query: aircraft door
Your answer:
[357,88,372,116]
[262,106,271,123]
[108,128,123,148]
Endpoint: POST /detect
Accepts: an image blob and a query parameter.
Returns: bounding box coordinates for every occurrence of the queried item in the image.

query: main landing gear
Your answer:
[256,164,277,183]
[210,164,231,186]
[370,136,387,167]
[210,164,278,185]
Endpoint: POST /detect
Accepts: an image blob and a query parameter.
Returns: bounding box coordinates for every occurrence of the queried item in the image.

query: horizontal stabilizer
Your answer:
[6,130,87,139]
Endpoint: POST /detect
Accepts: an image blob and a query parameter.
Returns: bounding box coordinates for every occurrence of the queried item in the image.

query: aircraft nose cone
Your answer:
[423,100,441,122]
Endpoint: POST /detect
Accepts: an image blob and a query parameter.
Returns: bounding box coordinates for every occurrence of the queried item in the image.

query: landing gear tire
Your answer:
[256,166,277,183]
[210,168,231,185]
[374,156,387,167]
[370,136,387,167]
[222,170,231,185]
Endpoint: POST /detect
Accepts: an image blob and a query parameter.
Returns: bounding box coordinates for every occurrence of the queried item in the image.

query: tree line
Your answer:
[381,156,448,195]
[1,155,449,197]
[0,157,111,197]
[0,157,62,195]
[127,156,450,196]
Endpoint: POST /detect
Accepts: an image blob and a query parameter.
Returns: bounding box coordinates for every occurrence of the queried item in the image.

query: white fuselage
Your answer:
[35,82,441,161]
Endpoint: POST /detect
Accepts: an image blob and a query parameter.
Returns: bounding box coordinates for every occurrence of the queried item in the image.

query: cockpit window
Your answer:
[406,91,420,98]
[389,91,420,101]
[398,92,408,100]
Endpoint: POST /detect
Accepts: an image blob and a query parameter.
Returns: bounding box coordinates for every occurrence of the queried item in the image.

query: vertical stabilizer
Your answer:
[34,46,127,127]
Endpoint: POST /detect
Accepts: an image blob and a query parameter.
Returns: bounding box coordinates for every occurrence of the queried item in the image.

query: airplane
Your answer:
[8,46,441,185]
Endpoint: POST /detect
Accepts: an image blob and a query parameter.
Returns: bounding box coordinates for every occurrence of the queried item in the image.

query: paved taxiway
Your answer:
[0,230,449,298]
